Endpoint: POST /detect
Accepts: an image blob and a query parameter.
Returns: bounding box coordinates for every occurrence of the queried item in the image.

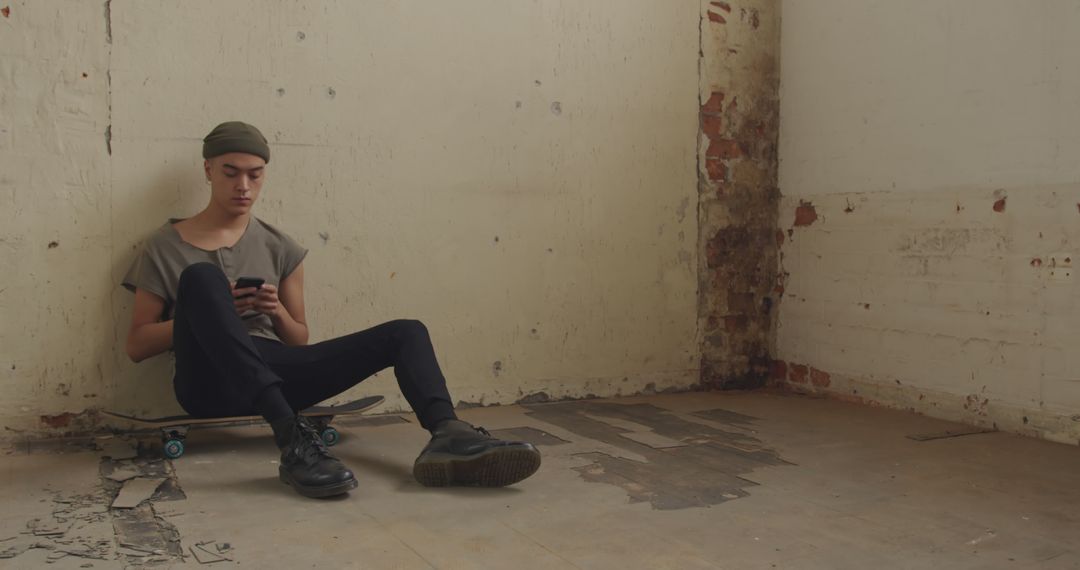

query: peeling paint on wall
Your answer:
[698,0,781,390]
[793,201,817,226]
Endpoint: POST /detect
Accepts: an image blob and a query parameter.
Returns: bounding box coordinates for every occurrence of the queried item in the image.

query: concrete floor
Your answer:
[2,392,1079,569]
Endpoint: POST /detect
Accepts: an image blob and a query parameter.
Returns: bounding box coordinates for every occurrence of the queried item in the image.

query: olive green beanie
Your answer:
[202,121,270,163]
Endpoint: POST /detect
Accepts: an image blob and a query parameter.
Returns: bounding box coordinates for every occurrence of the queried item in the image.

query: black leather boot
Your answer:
[413,419,541,487]
[273,416,357,498]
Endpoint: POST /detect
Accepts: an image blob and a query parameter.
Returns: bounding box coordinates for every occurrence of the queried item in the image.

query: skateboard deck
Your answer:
[103,395,384,458]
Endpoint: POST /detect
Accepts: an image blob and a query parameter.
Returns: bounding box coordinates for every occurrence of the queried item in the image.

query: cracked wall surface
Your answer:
[776,0,1080,445]
[0,1,702,435]
[697,0,781,389]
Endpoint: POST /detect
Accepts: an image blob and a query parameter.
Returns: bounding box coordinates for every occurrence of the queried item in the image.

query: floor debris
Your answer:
[96,436,138,460]
[100,455,186,564]
[116,545,157,556]
[0,504,113,562]
[111,503,183,561]
[190,540,233,564]
[29,518,72,537]
[967,530,998,546]
[0,540,34,559]
[104,465,142,482]
[111,478,166,509]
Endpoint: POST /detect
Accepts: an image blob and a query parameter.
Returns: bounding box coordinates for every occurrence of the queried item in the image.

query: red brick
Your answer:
[705,139,741,159]
[708,11,726,23]
[789,364,808,384]
[40,412,75,428]
[810,367,831,387]
[701,114,723,139]
[993,198,1006,213]
[794,201,817,226]
[705,158,726,182]
[724,315,748,332]
[701,91,724,115]
[770,360,787,380]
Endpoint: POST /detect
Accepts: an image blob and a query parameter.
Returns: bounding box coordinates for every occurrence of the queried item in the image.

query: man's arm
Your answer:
[126,289,173,362]
[259,262,309,346]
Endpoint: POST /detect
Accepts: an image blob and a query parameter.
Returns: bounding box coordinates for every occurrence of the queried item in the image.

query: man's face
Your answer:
[204,153,266,216]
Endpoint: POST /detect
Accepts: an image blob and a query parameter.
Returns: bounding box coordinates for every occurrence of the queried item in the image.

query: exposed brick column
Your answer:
[697,0,781,389]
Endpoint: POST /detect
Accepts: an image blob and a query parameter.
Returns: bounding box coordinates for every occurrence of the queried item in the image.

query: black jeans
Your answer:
[171,262,457,430]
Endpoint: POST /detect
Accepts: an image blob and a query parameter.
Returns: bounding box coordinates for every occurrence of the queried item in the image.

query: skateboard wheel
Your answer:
[321,427,340,447]
[163,439,185,459]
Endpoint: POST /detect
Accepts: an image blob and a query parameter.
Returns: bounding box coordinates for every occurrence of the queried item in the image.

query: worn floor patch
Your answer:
[0,436,181,566]
[525,402,791,510]
[690,408,761,427]
[111,478,167,509]
[100,454,186,564]
[487,427,570,446]
[0,490,114,563]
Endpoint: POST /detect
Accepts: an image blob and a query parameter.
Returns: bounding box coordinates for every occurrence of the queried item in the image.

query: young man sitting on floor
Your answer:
[123,121,541,498]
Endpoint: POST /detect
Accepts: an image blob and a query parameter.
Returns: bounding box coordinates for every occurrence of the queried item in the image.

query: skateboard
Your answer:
[102,395,384,459]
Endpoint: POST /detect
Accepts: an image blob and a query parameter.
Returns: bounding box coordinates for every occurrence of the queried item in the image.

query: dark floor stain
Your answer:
[524,402,791,510]
[151,478,187,502]
[110,504,182,561]
[487,427,569,446]
[690,408,760,427]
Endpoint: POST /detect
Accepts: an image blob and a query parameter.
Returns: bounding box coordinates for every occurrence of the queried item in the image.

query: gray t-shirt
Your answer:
[122,217,308,343]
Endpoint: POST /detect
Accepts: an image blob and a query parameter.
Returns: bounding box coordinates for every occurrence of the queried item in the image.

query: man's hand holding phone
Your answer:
[232,277,264,315]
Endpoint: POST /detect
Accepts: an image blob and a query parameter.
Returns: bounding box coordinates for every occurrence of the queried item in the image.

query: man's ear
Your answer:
[203,159,212,182]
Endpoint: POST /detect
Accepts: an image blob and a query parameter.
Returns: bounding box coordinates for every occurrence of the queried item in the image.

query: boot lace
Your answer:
[294,417,332,460]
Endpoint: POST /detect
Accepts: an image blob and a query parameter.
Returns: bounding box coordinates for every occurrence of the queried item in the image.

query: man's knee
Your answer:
[390,319,429,342]
[178,262,228,293]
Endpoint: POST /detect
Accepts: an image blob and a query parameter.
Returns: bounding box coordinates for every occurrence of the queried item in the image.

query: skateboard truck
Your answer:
[161,425,189,459]
[308,417,341,446]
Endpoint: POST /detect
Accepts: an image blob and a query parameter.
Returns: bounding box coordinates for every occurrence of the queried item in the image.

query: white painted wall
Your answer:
[778,0,1080,443]
[0,1,701,434]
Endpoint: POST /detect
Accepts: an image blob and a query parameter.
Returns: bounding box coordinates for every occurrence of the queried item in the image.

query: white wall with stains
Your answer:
[0,1,702,434]
[777,0,1080,444]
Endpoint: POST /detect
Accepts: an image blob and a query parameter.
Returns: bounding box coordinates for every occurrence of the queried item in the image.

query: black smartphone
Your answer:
[235,277,265,298]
